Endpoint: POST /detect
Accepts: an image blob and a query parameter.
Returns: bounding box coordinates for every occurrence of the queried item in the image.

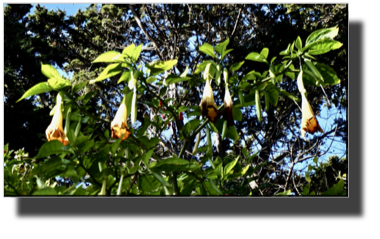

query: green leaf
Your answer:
[279,43,291,55]
[32,187,58,196]
[306,26,339,46]
[227,126,239,141]
[117,71,130,84]
[90,63,122,83]
[215,38,229,56]
[181,119,200,139]
[150,158,202,173]
[41,63,61,79]
[245,52,267,63]
[139,175,161,194]
[229,61,245,72]
[232,107,242,121]
[305,172,311,183]
[304,59,324,83]
[266,82,279,106]
[221,49,234,60]
[166,75,192,85]
[260,48,269,59]
[151,172,171,187]
[143,149,155,167]
[320,179,345,196]
[315,63,341,86]
[132,44,143,63]
[146,59,178,76]
[224,157,238,176]
[77,139,94,153]
[92,51,124,63]
[72,81,88,93]
[47,77,71,90]
[146,76,157,83]
[31,156,72,177]
[204,180,223,195]
[275,190,292,196]
[278,89,299,101]
[178,106,188,112]
[199,43,216,58]
[35,141,70,159]
[16,82,53,102]
[122,44,135,57]
[295,36,302,50]
[304,39,343,55]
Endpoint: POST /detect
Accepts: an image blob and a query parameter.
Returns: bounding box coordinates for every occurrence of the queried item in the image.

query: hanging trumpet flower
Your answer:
[301,94,324,139]
[200,79,219,123]
[221,84,234,126]
[46,94,69,146]
[111,95,131,141]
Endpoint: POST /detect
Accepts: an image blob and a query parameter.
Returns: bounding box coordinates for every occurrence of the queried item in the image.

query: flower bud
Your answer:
[221,84,234,126]
[301,94,324,139]
[46,94,69,146]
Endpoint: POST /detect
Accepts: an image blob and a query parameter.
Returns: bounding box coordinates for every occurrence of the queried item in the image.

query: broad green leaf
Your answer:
[122,44,135,57]
[284,64,295,79]
[180,179,197,196]
[139,175,161,194]
[77,139,94,154]
[227,126,239,141]
[205,180,223,195]
[193,60,216,74]
[72,81,87,93]
[313,157,319,164]
[166,75,192,85]
[199,43,216,58]
[117,71,130,84]
[31,156,72,177]
[215,38,229,55]
[150,158,202,172]
[245,52,267,63]
[295,36,302,50]
[32,187,58,196]
[16,82,53,102]
[320,179,345,196]
[146,59,178,76]
[232,107,242,121]
[305,172,311,183]
[41,63,61,79]
[304,39,343,55]
[266,82,279,106]
[260,48,269,59]
[132,44,143,63]
[152,172,171,187]
[136,116,151,137]
[181,119,201,139]
[306,26,339,46]
[177,106,188,113]
[275,190,292,196]
[229,61,245,72]
[146,76,157,83]
[47,77,71,90]
[279,43,291,55]
[35,140,70,159]
[315,63,341,86]
[92,51,123,63]
[143,149,155,167]
[224,157,238,176]
[90,63,122,83]
[304,59,324,82]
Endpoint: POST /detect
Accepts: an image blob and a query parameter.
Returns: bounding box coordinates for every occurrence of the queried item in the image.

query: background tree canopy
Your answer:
[4,4,347,196]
